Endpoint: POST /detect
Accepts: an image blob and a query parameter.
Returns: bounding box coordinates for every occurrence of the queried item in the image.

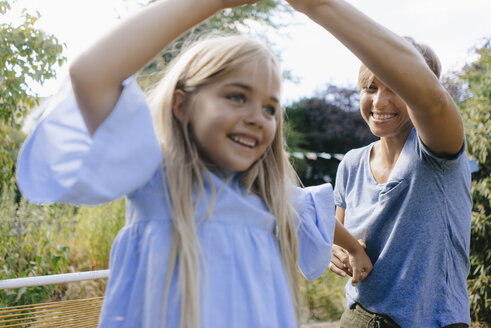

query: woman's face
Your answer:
[360,76,413,139]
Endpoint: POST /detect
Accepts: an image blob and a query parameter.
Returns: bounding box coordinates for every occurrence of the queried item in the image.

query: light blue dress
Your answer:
[17,78,336,328]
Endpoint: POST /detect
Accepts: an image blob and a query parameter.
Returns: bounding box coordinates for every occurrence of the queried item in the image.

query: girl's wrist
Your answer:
[345,240,364,256]
[289,0,333,15]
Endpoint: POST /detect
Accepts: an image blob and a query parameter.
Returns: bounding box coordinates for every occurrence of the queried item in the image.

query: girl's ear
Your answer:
[172,89,187,122]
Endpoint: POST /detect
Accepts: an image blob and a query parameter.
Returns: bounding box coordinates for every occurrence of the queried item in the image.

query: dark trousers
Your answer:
[340,303,399,328]
[339,303,469,328]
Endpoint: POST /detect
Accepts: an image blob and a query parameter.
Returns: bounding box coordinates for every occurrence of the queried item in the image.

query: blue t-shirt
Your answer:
[334,129,471,327]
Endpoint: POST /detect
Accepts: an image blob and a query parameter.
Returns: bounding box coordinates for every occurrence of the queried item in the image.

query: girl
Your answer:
[286,0,472,327]
[16,0,372,327]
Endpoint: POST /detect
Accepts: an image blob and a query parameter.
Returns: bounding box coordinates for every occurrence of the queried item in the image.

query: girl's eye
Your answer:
[227,93,246,104]
[263,105,276,116]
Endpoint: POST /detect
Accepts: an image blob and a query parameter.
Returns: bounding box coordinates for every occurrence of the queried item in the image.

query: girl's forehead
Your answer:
[219,61,282,96]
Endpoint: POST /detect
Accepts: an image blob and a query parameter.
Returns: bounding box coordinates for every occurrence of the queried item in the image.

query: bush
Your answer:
[300,270,348,323]
[0,186,74,306]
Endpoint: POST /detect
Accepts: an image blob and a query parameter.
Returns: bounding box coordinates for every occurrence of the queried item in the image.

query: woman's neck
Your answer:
[370,128,412,184]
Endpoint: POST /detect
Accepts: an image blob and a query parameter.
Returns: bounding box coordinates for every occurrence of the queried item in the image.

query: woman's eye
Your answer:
[227,93,246,104]
[263,105,276,116]
[364,84,377,93]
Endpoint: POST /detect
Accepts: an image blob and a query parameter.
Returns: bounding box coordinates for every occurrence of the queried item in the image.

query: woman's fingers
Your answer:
[328,261,349,277]
[329,245,352,277]
[358,239,366,248]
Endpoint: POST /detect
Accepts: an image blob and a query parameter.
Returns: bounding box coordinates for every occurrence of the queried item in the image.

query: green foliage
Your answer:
[0,189,125,306]
[138,0,290,85]
[285,85,375,154]
[0,0,66,128]
[69,200,126,271]
[205,0,289,33]
[450,37,491,323]
[0,188,74,306]
[0,0,65,187]
[285,85,376,186]
[300,270,347,323]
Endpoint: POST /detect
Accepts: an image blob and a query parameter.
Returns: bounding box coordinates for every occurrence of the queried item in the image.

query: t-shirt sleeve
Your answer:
[416,132,468,169]
[296,183,336,281]
[16,77,162,205]
[333,158,347,209]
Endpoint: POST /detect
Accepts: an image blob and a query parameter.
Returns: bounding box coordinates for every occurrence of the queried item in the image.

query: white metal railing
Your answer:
[0,270,110,289]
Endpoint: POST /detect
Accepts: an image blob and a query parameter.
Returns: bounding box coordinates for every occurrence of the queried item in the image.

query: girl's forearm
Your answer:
[71,0,220,88]
[333,219,363,255]
[69,0,223,134]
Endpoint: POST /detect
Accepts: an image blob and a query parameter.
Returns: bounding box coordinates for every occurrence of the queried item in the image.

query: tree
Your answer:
[444,37,491,324]
[137,0,291,88]
[286,84,376,154]
[285,85,377,186]
[0,0,65,186]
[451,38,491,324]
[1,1,69,306]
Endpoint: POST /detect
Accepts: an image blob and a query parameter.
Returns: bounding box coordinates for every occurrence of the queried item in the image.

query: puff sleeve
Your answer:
[296,184,336,280]
[16,77,162,205]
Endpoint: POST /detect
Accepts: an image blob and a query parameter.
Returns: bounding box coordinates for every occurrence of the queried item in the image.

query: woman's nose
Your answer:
[373,89,391,108]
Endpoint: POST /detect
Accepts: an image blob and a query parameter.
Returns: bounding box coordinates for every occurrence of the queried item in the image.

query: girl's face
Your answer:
[186,60,280,172]
[360,76,413,139]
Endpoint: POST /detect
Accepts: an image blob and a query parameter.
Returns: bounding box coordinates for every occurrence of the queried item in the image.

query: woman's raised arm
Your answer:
[287,0,463,157]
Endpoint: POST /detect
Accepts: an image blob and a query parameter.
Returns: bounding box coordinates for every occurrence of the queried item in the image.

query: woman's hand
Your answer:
[329,239,370,286]
[328,244,352,277]
[348,241,372,287]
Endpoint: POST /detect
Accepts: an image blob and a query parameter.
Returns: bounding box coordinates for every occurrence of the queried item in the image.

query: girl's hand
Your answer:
[285,0,323,13]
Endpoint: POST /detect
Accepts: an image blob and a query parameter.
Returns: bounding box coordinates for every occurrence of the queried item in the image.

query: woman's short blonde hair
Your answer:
[358,36,442,89]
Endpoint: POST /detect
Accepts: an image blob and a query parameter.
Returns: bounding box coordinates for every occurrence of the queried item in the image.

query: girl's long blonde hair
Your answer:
[147,35,302,328]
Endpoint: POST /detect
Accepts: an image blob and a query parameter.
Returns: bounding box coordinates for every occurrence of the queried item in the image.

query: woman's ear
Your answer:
[172,89,187,122]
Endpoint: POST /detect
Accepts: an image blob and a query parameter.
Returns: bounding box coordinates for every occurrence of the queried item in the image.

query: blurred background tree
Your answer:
[136,0,291,88]
[444,37,491,324]
[0,0,65,188]
[285,84,376,186]
[1,0,69,306]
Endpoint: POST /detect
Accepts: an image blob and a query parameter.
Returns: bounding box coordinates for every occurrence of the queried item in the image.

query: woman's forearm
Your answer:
[290,0,463,156]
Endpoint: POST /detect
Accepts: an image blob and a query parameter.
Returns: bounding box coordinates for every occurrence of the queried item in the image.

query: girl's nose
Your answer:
[244,103,265,128]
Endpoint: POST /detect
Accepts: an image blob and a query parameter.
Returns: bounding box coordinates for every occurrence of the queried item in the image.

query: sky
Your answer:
[3,0,491,104]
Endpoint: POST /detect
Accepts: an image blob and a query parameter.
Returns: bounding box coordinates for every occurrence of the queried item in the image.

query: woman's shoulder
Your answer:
[340,142,373,167]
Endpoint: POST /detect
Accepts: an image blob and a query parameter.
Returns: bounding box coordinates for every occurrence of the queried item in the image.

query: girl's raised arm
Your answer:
[287,0,464,157]
[70,0,259,135]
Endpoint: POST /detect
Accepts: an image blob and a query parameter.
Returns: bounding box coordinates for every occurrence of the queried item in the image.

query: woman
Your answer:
[286,0,472,327]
